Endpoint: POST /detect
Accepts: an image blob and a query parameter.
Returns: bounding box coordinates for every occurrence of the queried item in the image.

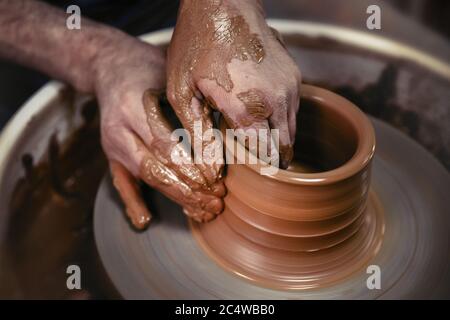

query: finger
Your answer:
[287,88,300,145]
[142,90,222,194]
[142,89,224,196]
[136,136,224,217]
[201,83,275,165]
[268,93,294,169]
[269,26,287,49]
[166,84,223,187]
[105,128,222,225]
[183,205,218,223]
[110,160,151,230]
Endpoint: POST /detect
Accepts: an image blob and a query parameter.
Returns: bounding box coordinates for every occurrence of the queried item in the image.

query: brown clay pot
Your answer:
[191,84,384,290]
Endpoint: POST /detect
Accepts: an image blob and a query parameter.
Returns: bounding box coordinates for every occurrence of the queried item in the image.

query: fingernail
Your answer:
[129,209,151,230]
[205,198,224,214]
[280,158,290,170]
[211,182,226,197]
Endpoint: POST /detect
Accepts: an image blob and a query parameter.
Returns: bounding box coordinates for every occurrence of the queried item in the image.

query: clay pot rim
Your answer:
[224,84,376,185]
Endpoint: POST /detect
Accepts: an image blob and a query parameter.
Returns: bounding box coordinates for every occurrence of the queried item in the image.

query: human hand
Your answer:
[167,0,301,169]
[94,36,225,229]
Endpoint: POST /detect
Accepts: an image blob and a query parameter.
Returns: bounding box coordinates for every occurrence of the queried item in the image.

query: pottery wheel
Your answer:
[94,118,450,299]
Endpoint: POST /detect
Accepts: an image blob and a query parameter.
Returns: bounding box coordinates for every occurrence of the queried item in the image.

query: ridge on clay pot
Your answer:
[191,84,385,290]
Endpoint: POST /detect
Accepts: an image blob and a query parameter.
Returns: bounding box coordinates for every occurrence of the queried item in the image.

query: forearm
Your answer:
[0,0,128,93]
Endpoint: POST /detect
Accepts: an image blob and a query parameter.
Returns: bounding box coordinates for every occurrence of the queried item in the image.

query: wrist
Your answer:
[179,0,267,32]
[72,25,127,93]
[91,29,165,97]
[89,27,137,92]
[181,0,262,10]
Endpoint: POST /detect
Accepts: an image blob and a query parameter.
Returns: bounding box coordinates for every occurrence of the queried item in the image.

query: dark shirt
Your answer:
[45,0,180,35]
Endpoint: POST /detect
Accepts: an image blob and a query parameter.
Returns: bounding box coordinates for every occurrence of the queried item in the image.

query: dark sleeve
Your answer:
[45,0,180,35]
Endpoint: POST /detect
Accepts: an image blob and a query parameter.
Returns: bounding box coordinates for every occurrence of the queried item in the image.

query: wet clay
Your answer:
[138,90,223,223]
[4,99,115,298]
[191,85,384,289]
[284,32,450,171]
[173,0,265,95]
[141,90,206,189]
[141,152,193,198]
[237,89,272,120]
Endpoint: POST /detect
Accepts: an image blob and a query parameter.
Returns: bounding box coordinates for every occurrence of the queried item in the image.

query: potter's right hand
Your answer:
[95,35,225,229]
[167,0,301,169]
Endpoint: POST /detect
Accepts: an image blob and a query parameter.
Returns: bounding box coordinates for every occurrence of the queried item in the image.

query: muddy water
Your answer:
[1,101,113,299]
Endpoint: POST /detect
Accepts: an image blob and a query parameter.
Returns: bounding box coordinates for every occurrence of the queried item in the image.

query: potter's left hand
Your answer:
[96,38,225,229]
[167,0,301,169]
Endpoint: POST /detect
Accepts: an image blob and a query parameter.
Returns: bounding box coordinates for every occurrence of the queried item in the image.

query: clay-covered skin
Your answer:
[5,101,114,298]
[191,86,384,289]
[94,36,225,228]
[167,0,302,169]
[237,89,272,121]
